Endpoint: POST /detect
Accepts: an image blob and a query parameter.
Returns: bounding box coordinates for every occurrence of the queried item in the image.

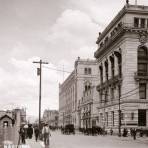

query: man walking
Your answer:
[19,126,26,144]
[133,128,137,140]
[27,124,33,139]
[42,123,51,146]
[34,126,40,142]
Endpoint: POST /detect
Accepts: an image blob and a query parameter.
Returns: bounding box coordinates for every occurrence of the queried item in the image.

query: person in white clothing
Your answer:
[42,123,51,146]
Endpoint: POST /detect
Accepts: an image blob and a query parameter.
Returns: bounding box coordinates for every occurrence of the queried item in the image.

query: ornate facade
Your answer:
[94,3,148,133]
[59,57,98,129]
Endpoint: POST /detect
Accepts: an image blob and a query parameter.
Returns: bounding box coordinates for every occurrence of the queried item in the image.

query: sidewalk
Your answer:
[26,138,44,148]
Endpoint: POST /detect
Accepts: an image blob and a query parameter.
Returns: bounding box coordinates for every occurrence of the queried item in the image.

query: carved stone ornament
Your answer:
[139,34,147,45]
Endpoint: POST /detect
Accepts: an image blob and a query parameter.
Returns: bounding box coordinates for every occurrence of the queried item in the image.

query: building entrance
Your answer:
[138,109,146,126]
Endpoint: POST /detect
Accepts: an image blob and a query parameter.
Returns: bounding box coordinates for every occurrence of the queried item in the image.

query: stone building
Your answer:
[43,109,59,127]
[94,3,148,133]
[78,84,99,129]
[59,57,98,129]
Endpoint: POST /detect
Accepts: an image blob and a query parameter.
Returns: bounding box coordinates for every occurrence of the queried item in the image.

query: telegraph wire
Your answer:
[100,87,139,97]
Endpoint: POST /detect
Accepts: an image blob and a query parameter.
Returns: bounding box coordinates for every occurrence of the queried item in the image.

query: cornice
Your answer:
[96,4,148,45]
[95,25,148,59]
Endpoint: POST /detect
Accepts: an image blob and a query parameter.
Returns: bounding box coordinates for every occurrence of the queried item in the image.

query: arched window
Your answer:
[110,55,114,78]
[84,81,91,92]
[114,50,122,77]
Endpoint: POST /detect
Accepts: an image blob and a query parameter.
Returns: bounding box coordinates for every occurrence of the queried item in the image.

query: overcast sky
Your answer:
[0,0,148,119]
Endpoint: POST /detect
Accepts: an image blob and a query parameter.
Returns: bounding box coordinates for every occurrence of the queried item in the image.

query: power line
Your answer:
[100,87,139,97]
[43,65,100,79]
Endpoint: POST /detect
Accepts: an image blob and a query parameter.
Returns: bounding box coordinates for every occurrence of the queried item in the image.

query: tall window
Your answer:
[138,63,147,75]
[138,47,147,60]
[114,51,122,77]
[139,83,146,99]
[105,112,108,126]
[99,65,103,84]
[100,113,103,125]
[112,111,114,126]
[138,47,147,75]
[121,112,124,120]
[88,68,91,74]
[105,89,108,103]
[141,18,146,28]
[111,87,114,100]
[138,109,146,126]
[118,57,122,77]
[84,68,87,74]
[105,61,108,80]
[110,56,114,78]
[131,112,134,120]
[134,17,139,27]
[99,91,102,103]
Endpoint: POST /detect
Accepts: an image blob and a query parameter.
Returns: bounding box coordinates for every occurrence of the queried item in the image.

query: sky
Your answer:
[0,0,148,119]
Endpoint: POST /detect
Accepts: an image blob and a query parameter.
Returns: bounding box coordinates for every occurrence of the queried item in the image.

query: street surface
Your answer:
[48,131,148,148]
[4,131,148,148]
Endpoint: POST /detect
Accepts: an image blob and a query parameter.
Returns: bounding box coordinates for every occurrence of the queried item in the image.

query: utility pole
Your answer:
[33,60,48,132]
[135,0,137,5]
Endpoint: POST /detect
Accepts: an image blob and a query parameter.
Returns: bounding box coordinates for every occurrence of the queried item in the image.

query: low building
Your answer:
[0,115,14,128]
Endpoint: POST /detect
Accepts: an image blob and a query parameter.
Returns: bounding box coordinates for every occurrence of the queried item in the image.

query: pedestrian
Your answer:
[110,128,113,135]
[130,128,133,137]
[19,126,26,144]
[24,124,28,139]
[122,128,128,137]
[27,124,33,139]
[42,123,51,146]
[34,126,40,142]
[133,128,137,140]
[139,128,143,137]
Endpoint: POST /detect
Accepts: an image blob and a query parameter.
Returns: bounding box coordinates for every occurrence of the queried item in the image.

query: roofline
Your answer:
[96,4,148,44]
[0,114,13,121]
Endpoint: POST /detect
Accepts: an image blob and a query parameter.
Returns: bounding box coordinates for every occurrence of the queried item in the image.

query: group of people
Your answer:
[19,124,35,144]
[109,127,138,140]
[19,123,51,146]
[118,128,137,140]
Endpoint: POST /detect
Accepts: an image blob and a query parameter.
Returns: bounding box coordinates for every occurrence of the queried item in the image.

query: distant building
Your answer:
[43,110,59,127]
[94,3,148,133]
[0,108,26,128]
[59,57,98,129]
[0,115,14,128]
